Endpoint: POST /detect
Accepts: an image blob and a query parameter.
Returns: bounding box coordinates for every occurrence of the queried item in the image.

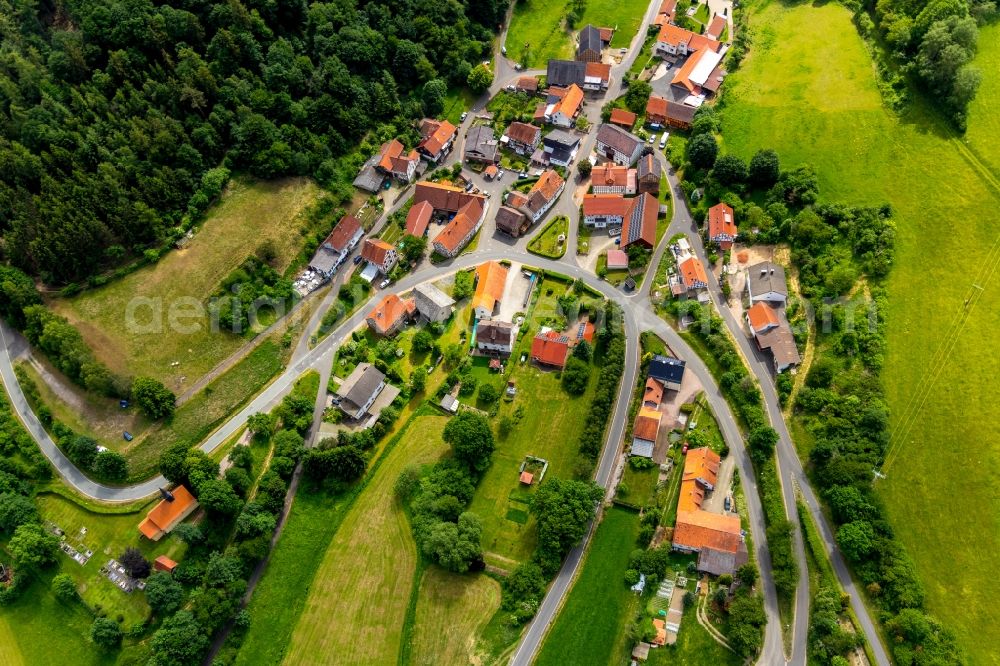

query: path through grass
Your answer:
[51,177,319,389]
[411,568,502,666]
[719,3,1000,661]
[284,415,450,665]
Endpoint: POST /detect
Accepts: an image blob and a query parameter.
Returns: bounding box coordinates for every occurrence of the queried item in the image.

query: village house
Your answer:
[335,362,387,419]
[576,24,604,62]
[365,293,416,337]
[360,238,397,276]
[374,138,420,183]
[747,302,801,372]
[595,123,645,166]
[707,202,737,249]
[139,487,198,541]
[531,330,570,368]
[746,261,787,304]
[653,0,678,25]
[472,261,508,320]
[590,163,636,195]
[654,23,722,58]
[706,14,727,41]
[413,282,455,322]
[678,256,709,294]
[646,95,669,127]
[644,377,664,408]
[308,214,364,278]
[609,108,637,129]
[506,170,565,223]
[503,121,542,156]
[543,84,585,127]
[665,100,697,130]
[413,181,489,258]
[515,75,539,93]
[672,46,726,98]
[583,62,612,92]
[532,129,580,167]
[405,200,433,237]
[495,206,530,237]
[582,193,657,248]
[637,153,662,195]
[476,319,516,356]
[416,118,458,163]
[647,355,686,391]
[464,125,499,164]
[352,152,385,193]
[631,406,663,458]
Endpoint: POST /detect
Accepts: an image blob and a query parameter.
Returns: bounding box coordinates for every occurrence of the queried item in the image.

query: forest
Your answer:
[0,0,506,284]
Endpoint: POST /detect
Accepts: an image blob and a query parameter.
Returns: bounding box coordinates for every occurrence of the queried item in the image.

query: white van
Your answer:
[659,132,669,149]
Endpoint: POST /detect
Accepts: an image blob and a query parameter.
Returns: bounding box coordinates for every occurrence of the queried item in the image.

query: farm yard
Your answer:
[410,568,502,666]
[49,177,321,389]
[720,1,1000,661]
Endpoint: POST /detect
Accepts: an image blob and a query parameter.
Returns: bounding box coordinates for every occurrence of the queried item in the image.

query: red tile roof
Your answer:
[325,215,362,253]
[679,256,708,288]
[592,163,631,188]
[646,95,669,121]
[139,486,198,540]
[154,555,178,572]
[609,108,637,128]
[683,447,721,487]
[644,378,664,407]
[414,181,486,214]
[366,294,415,334]
[472,261,508,314]
[505,121,541,145]
[433,199,484,254]
[583,194,630,217]
[377,139,418,174]
[417,119,457,158]
[529,169,564,204]
[551,84,584,120]
[657,24,721,53]
[708,202,737,241]
[673,509,743,553]
[633,406,662,441]
[747,302,780,333]
[405,200,433,237]
[585,61,611,83]
[361,238,394,266]
[516,76,539,92]
[531,330,570,367]
[606,248,629,270]
[520,471,534,484]
[599,27,614,42]
[706,15,727,40]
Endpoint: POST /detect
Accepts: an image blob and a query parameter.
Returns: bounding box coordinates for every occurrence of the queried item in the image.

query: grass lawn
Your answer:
[965,23,1000,175]
[410,568,502,666]
[50,177,319,389]
[33,493,186,627]
[720,2,1000,662]
[578,0,652,48]
[442,85,478,126]
[504,0,573,68]
[535,506,641,666]
[285,415,450,665]
[645,603,742,666]
[527,215,569,258]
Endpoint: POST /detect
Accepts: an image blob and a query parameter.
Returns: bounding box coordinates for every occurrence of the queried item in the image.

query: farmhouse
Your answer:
[582,193,657,248]
[532,129,580,167]
[546,59,586,87]
[476,319,516,356]
[577,24,603,62]
[405,200,433,237]
[673,447,749,576]
[647,355,686,391]
[707,202,737,249]
[531,330,570,368]
[583,62,612,92]
[654,24,722,57]
[495,206,530,237]
[464,125,499,164]
[637,154,662,195]
[590,163,636,195]
[374,139,420,183]
[747,303,800,372]
[609,108,637,129]
[503,122,542,156]
[415,182,488,258]
[631,406,663,458]
[583,194,629,228]
[139,486,199,541]
[746,262,787,304]
[360,238,397,276]
[644,377,664,407]
[365,293,416,337]
[508,170,565,222]
[416,118,458,163]
[308,214,363,278]
[646,95,669,127]
[413,282,455,322]
[472,261,508,319]
[335,362,388,419]
[543,84,584,127]
[595,124,644,166]
[671,46,726,98]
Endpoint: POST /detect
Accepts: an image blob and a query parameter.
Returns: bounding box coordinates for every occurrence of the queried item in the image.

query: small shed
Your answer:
[154,555,178,573]
[484,164,499,180]
[519,471,534,485]
[632,642,651,662]
[440,394,459,413]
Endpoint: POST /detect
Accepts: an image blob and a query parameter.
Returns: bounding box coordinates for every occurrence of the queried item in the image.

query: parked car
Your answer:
[123,432,133,442]
[496,169,505,179]
[518,171,528,179]
[648,133,656,144]
[659,133,669,149]
[379,279,391,289]
[353,255,363,265]
[460,111,468,122]
[724,496,732,511]
[501,46,507,55]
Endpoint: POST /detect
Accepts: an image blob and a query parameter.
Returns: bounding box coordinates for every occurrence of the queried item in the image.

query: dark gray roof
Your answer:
[547,59,586,87]
[596,123,643,157]
[464,126,499,162]
[578,25,602,56]
[747,262,787,298]
[476,320,515,345]
[353,157,383,192]
[337,363,385,413]
[495,206,528,236]
[697,542,749,576]
[648,355,686,385]
[755,321,801,369]
[667,101,698,125]
[413,283,455,309]
[308,248,338,275]
[543,129,579,150]
[637,153,662,180]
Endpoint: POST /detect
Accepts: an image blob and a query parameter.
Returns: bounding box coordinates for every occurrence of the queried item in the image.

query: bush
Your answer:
[90,617,123,650]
